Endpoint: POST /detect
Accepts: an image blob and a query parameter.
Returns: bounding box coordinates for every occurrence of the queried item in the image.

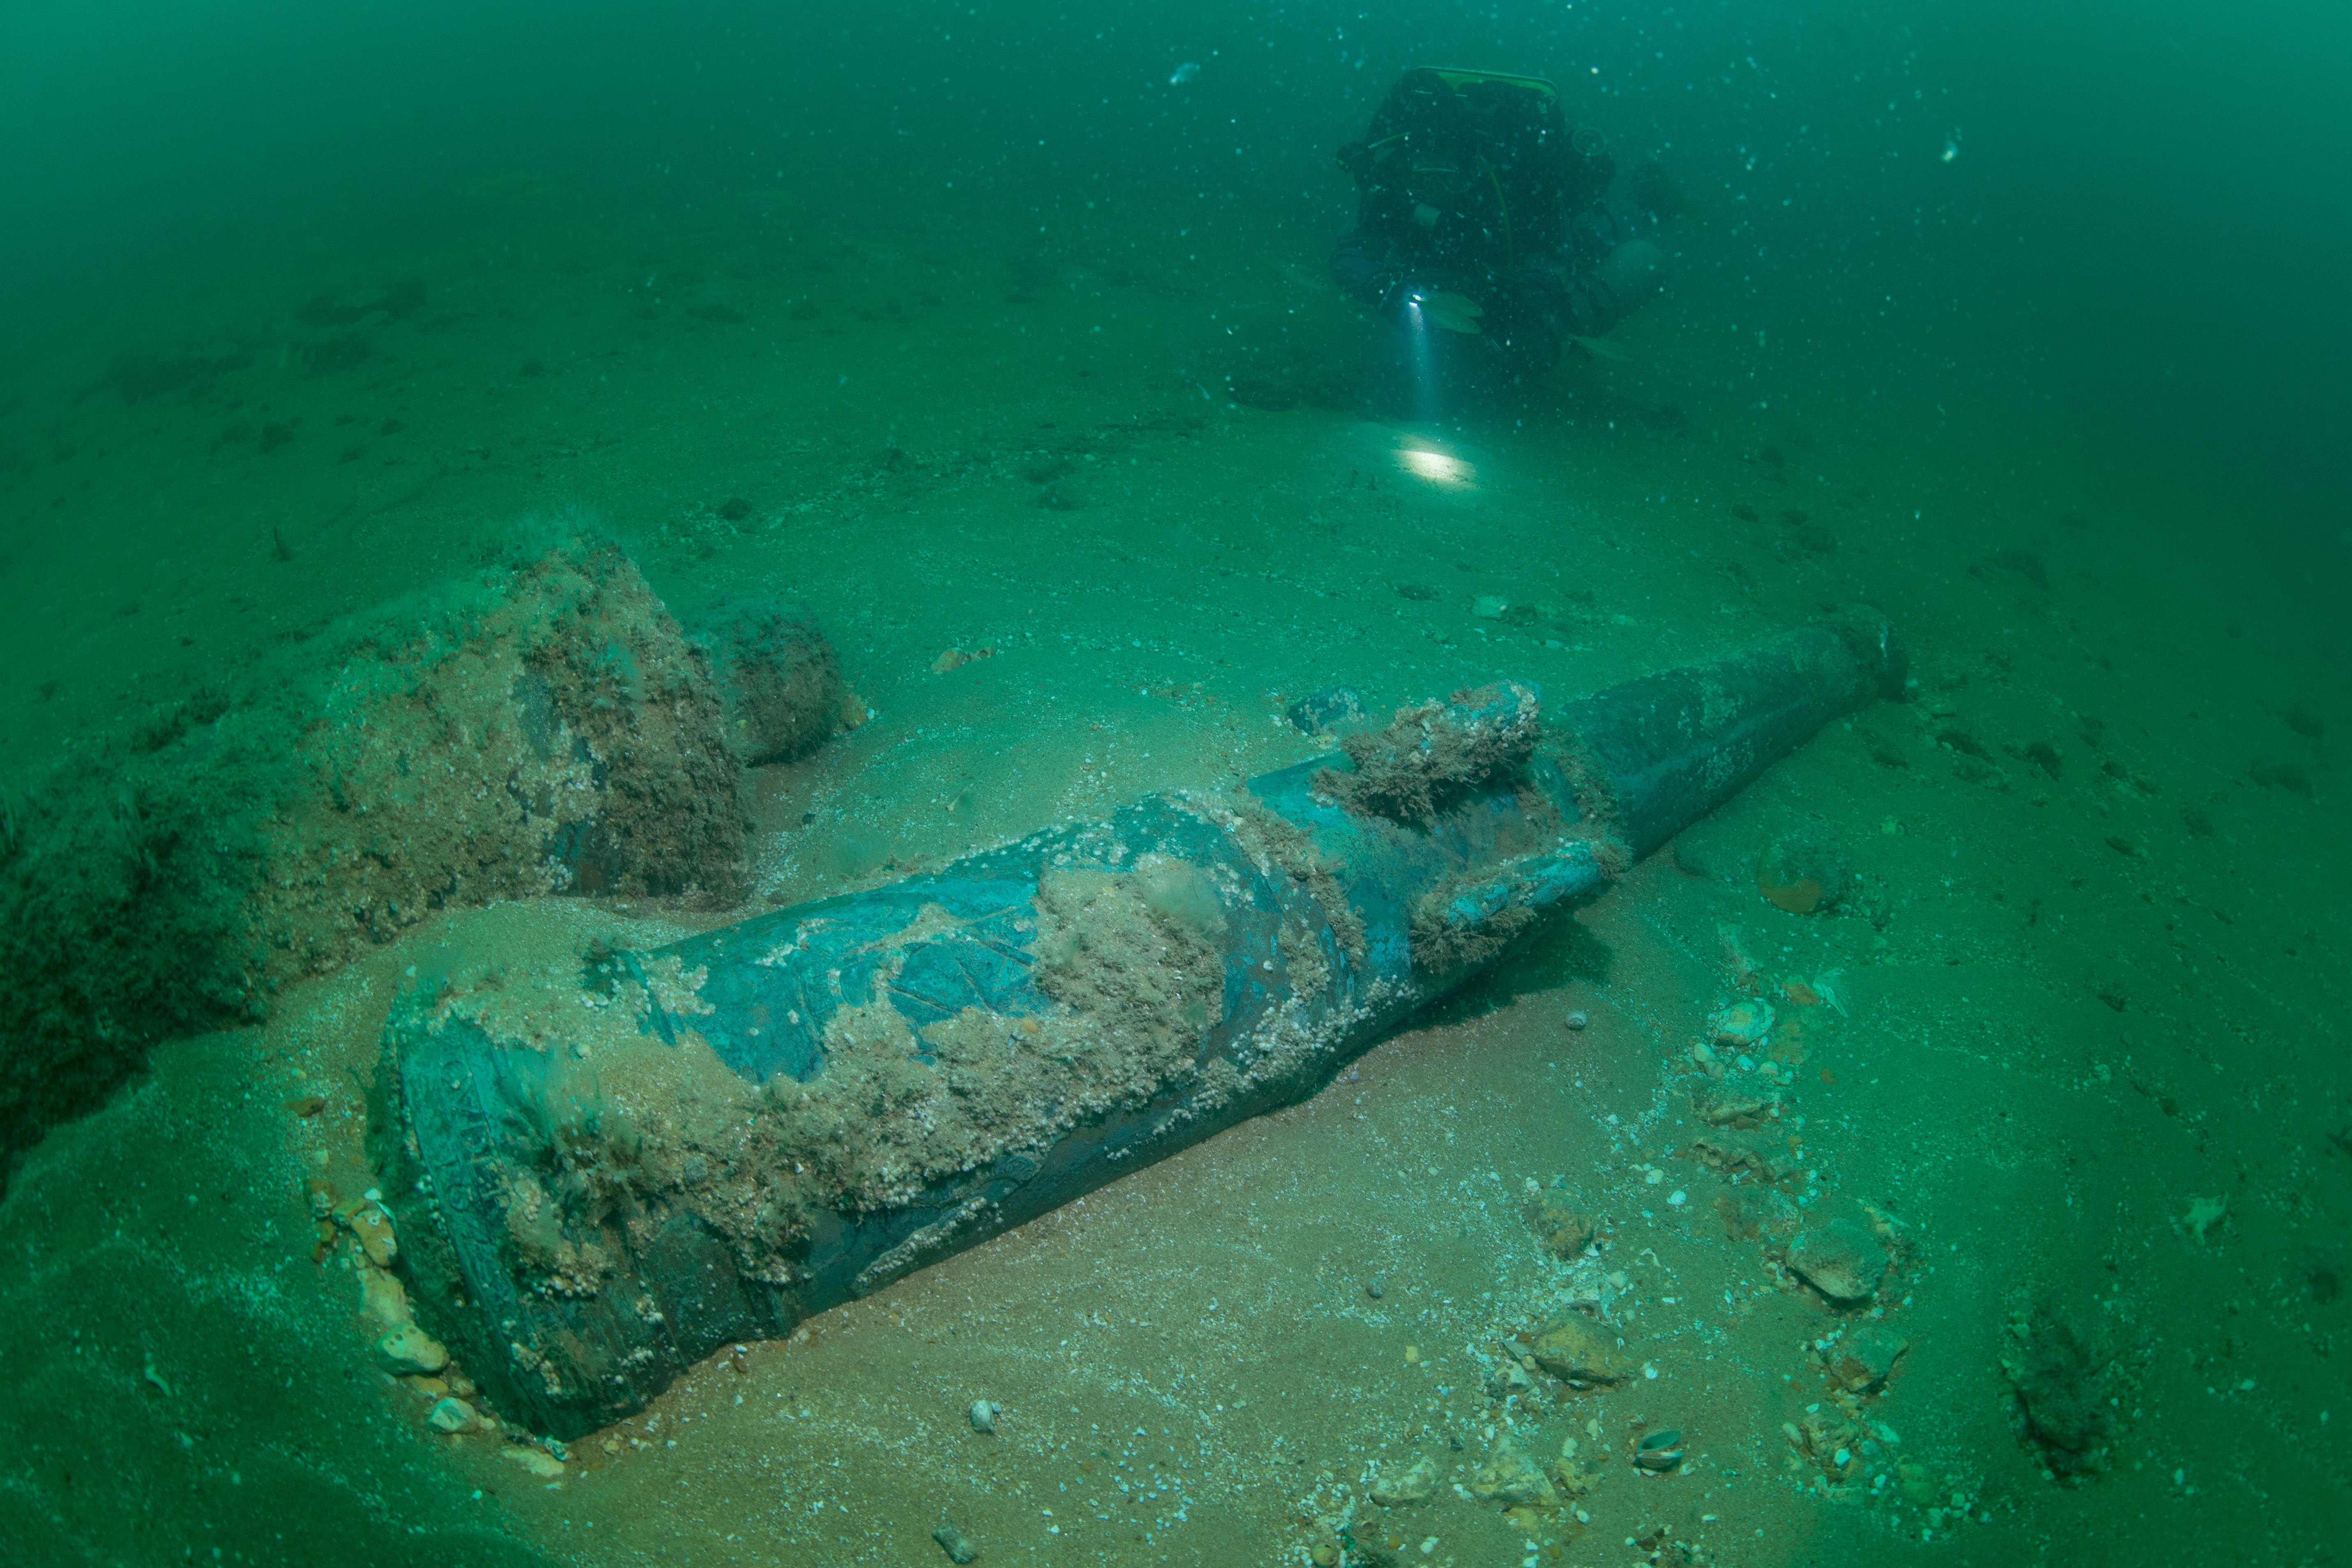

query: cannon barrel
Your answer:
[379,610,1903,1438]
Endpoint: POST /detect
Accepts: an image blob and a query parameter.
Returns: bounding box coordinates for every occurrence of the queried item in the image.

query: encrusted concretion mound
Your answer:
[0,541,837,1181]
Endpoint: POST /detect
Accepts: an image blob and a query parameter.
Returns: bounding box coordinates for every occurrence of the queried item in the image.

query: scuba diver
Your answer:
[1333,67,1670,412]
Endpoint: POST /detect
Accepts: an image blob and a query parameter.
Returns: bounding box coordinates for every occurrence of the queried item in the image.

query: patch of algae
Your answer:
[1315,680,1542,824]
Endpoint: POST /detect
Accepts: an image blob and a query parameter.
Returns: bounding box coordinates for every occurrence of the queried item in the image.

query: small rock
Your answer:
[427,1397,481,1434]
[1785,1215,1889,1304]
[1287,684,1366,735]
[1340,1518,1407,1567]
[1693,1082,1780,1128]
[1528,1318,1628,1388]
[1523,1188,1596,1259]
[1553,1467,1600,1505]
[357,1264,412,1329]
[1755,830,1852,914]
[933,1524,982,1564]
[1823,1323,1912,1393]
[1484,1359,1537,1399]
[373,1323,449,1376]
[1468,1437,1557,1507]
[1564,1009,1589,1031]
[1370,1453,1439,1507]
[1689,1126,1799,1185]
[1709,1000,1776,1048]
[350,1202,398,1267]
[501,1444,566,1479]
[1790,1408,1865,1476]
[1713,1183,1801,1242]
[967,1398,1001,1434]
[2004,1308,2113,1478]
[1365,1276,1385,1300]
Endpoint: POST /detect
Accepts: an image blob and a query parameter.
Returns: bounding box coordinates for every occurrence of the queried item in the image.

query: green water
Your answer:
[2,4,2345,1565]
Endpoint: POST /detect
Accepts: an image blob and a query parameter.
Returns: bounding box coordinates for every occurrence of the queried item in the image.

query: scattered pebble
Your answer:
[357,1265,411,1329]
[1785,1215,1890,1304]
[1468,1436,1555,1506]
[1287,684,1366,735]
[930,647,996,675]
[1365,1276,1385,1299]
[1370,1454,1439,1507]
[1756,830,1851,914]
[373,1323,449,1376]
[501,1444,566,1480]
[1528,1318,1629,1388]
[350,1203,398,1268]
[1709,1000,1776,1049]
[932,1523,982,1564]
[967,1398,1001,1435]
[427,1397,481,1434]
[1692,1082,1780,1128]
[1822,1323,1912,1393]
[1341,1519,1410,1564]
[1689,1126,1802,1185]
[1485,1359,1537,1399]
[1522,1188,1596,1258]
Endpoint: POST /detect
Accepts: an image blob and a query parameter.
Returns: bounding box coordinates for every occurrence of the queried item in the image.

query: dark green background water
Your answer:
[5,0,2348,550]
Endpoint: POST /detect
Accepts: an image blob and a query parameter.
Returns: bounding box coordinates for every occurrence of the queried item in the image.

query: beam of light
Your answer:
[1396,445,1474,486]
[1403,297,1438,426]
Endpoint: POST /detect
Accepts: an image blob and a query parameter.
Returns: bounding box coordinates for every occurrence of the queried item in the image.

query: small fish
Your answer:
[1812,968,1848,1017]
[1169,61,1200,85]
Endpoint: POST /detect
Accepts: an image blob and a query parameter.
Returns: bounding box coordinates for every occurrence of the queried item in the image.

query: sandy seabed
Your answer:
[0,177,2343,1568]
